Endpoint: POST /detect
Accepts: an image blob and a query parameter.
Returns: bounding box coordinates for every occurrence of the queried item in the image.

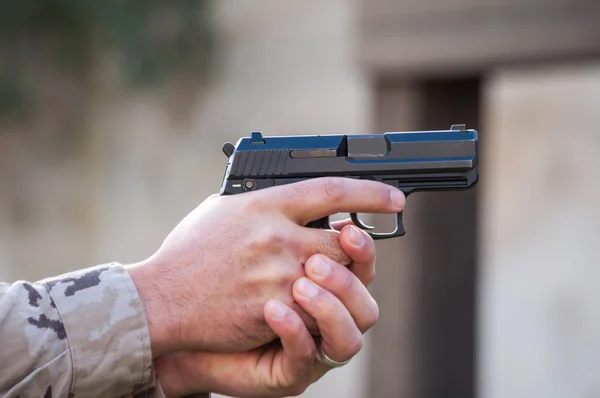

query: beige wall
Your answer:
[0,1,372,397]
[480,63,600,398]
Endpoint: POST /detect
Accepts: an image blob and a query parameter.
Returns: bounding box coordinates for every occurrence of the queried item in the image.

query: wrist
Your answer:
[126,257,181,357]
[155,352,213,398]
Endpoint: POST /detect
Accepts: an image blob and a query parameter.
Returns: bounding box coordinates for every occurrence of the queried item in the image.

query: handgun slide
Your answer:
[220,124,478,239]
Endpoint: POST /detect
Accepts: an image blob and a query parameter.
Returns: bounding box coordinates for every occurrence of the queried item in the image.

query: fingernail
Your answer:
[349,226,365,247]
[310,255,331,278]
[267,301,289,321]
[390,189,405,210]
[297,278,319,298]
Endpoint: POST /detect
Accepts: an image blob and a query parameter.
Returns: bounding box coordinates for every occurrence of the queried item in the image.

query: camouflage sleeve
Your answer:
[0,262,158,397]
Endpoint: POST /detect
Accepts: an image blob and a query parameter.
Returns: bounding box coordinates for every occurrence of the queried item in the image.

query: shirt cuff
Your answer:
[130,372,212,398]
[131,381,211,398]
[41,262,153,397]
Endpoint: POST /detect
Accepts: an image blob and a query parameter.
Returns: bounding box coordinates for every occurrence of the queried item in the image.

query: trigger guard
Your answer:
[350,213,375,230]
[367,211,406,240]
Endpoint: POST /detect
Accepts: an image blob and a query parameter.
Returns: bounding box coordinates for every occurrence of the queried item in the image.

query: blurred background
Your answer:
[1,1,600,397]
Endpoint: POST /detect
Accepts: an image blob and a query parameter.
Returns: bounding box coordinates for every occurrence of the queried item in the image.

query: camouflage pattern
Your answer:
[0,262,210,398]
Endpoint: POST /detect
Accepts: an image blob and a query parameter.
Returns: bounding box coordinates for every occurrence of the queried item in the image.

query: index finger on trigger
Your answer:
[266,177,405,226]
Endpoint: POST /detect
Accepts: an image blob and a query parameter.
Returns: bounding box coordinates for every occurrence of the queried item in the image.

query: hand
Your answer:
[154,231,379,398]
[127,177,404,357]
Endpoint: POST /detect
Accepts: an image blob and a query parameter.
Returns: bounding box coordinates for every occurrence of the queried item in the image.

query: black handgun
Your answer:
[219,124,479,239]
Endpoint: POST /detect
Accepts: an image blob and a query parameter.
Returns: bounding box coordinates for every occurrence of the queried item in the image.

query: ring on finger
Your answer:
[319,345,351,368]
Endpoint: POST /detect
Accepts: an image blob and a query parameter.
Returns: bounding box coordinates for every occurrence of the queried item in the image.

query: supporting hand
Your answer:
[154,223,381,398]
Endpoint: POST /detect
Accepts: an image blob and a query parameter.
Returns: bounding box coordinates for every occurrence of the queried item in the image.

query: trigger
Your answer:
[368,211,406,240]
[351,213,375,230]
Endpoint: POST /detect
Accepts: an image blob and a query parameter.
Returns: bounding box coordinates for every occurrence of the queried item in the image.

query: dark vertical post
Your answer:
[416,77,481,398]
[368,77,480,398]
[367,80,425,398]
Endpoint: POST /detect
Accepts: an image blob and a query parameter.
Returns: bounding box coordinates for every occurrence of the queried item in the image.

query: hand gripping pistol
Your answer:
[219,124,478,240]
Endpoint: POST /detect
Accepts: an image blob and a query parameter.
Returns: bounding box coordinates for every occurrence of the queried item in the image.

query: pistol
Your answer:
[219,124,479,240]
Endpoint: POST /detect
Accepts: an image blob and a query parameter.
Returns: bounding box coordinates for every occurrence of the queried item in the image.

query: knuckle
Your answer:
[346,333,364,358]
[317,293,339,320]
[367,268,376,285]
[335,250,351,266]
[269,225,291,247]
[241,194,265,214]
[323,177,345,202]
[269,351,312,396]
[317,233,350,265]
[249,231,271,252]
[360,298,380,331]
[297,343,314,363]
[371,183,392,207]
[341,269,356,293]
[250,224,288,251]
[361,260,377,287]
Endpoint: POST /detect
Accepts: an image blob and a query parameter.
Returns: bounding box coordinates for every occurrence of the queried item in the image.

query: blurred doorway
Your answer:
[368,77,481,398]
[360,1,600,397]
